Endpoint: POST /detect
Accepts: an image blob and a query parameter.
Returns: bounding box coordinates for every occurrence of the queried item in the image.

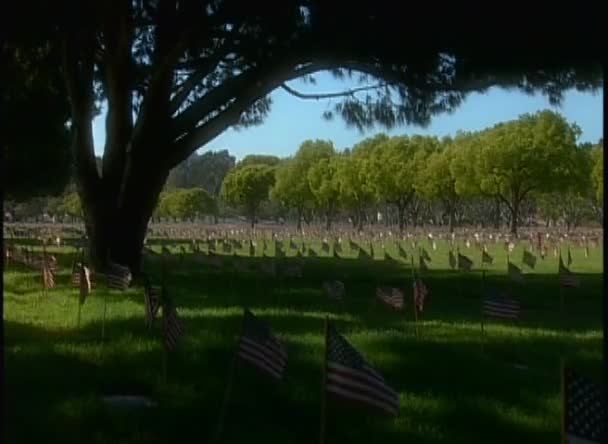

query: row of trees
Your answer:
[6,110,602,236]
[220,110,603,234]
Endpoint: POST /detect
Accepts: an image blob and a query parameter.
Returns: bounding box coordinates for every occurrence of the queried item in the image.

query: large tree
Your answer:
[471,111,583,235]
[221,164,275,227]
[307,155,341,230]
[271,139,335,228]
[6,1,602,272]
[367,135,437,231]
[415,141,460,233]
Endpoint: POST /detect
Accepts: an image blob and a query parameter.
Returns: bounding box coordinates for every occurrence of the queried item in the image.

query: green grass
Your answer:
[4,239,603,444]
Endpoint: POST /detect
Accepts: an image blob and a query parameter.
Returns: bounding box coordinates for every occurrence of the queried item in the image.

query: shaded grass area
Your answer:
[3,241,603,444]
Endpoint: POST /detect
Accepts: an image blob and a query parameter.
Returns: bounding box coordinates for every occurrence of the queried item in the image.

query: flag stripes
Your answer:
[413,278,429,314]
[482,297,520,320]
[237,310,287,380]
[376,287,404,310]
[563,367,607,444]
[164,305,185,351]
[326,324,399,417]
[107,262,132,291]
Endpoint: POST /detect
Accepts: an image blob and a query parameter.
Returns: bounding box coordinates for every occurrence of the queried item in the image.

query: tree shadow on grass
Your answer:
[4,308,602,444]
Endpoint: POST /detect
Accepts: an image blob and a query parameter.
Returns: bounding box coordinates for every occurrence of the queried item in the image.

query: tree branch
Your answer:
[171,59,333,141]
[61,30,101,194]
[102,0,134,203]
[280,82,385,100]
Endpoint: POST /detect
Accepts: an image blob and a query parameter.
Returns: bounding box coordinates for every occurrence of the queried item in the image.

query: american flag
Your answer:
[482,249,493,264]
[458,253,473,271]
[482,295,520,320]
[413,277,429,315]
[325,323,399,416]
[163,296,185,351]
[420,247,431,262]
[42,261,56,290]
[237,309,288,380]
[376,287,404,310]
[508,262,524,283]
[397,244,407,260]
[107,262,132,291]
[563,367,607,444]
[321,241,330,253]
[419,256,429,272]
[79,263,91,305]
[559,257,580,288]
[448,250,457,269]
[522,250,537,269]
[323,280,345,301]
[143,283,162,329]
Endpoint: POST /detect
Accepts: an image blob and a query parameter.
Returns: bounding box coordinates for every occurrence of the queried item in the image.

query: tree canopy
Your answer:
[5,0,603,271]
[221,164,276,227]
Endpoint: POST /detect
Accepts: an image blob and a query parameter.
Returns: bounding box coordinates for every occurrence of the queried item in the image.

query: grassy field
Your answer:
[3,239,604,444]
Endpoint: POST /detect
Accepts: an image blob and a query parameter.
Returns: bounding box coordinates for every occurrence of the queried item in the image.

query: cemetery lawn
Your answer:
[3,241,603,444]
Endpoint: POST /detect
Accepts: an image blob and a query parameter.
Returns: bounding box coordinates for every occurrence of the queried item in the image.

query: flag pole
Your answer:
[319,316,329,444]
[410,257,420,340]
[480,302,485,354]
[212,310,245,444]
[101,289,108,344]
[560,358,566,444]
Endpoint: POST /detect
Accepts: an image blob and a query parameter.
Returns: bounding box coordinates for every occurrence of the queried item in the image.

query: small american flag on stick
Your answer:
[457,253,473,271]
[107,262,132,291]
[482,295,520,320]
[559,256,580,288]
[237,309,288,379]
[413,278,429,315]
[325,323,399,417]
[163,295,185,352]
[563,366,607,444]
[144,282,162,329]
[448,250,457,269]
[482,249,493,265]
[376,287,404,310]
[42,261,56,290]
[79,263,91,305]
[522,250,537,269]
[508,262,524,283]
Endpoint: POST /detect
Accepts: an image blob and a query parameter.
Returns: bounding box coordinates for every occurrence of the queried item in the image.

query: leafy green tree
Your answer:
[59,192,83,219]
[308,156,341,230]
[221,165,276,228]
[335,154,375,231]
[367,135,437,231]
[470,110,583,234]
[237,155,281,169]
[8,2,602,272]
[166,150,236,196]
[271,140,335,228]
[591,144,603,202]
[416,143,460,232]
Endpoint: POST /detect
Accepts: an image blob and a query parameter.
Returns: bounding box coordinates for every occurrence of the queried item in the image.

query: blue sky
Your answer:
[92,71,603,160]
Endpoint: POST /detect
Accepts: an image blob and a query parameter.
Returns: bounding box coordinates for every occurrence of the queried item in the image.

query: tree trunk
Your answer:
[397,204,406,232]
[325,212,332,231]
[448,208,455,233]
[296,207,302,230]
[81,163,169,275]
[494,196,501,229]
[510,201,519,235]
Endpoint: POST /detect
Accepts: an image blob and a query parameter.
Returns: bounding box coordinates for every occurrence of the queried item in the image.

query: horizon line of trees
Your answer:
[6,110,603,235]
